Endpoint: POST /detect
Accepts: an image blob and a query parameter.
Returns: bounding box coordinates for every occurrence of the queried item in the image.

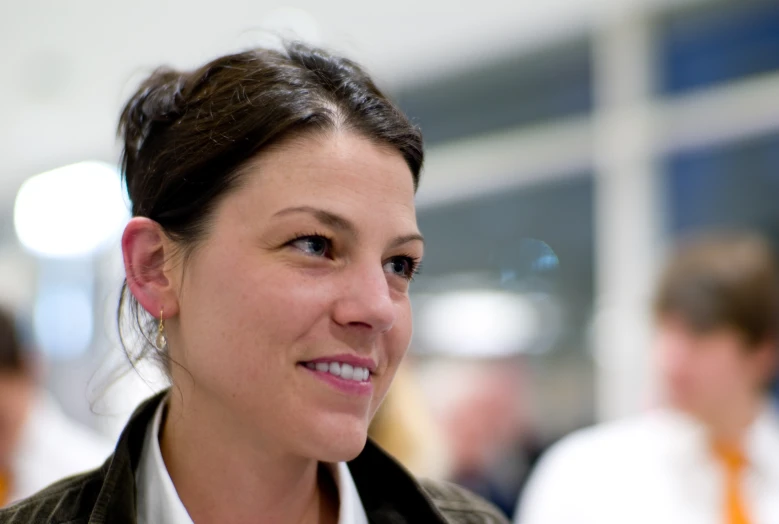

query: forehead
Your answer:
[240,132,416,209]
[657,315,747,346]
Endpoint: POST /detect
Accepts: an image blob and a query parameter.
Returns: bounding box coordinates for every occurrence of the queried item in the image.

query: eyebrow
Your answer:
[272,206,425,248]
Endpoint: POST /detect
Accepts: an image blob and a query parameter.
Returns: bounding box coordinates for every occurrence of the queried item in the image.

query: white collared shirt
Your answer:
[516,402,779,524]
[135,399,369,524]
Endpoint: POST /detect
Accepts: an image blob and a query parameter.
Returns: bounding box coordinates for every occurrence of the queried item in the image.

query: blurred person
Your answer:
[516,233,779,524]
[0,43,507,524]
[0,307,111,507]
[424,359,529,518]
[368,361,451,479]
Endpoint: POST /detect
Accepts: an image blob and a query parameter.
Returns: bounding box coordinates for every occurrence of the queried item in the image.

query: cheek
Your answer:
[175,249,333,387]
[682,352,741,399]
[369,304,413,413]
[711,352,751,386]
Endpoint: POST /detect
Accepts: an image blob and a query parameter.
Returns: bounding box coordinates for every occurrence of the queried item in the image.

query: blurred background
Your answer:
[2,0,779,518]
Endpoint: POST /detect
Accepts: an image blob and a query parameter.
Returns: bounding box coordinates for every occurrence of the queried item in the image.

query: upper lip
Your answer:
[304,354,378,373]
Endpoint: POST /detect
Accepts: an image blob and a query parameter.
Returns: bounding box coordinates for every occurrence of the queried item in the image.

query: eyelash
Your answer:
[286,232,422,281]
[393,253,423,281]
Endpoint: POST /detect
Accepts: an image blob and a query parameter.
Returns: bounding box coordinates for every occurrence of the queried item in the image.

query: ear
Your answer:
[122,217,180,320]
[752,340,778,390]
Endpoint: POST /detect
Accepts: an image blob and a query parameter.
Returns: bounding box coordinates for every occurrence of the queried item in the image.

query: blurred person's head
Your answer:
[119,42,424,463]
[422,359,524,476]
[654,233,779,430]
[0,308,33,470]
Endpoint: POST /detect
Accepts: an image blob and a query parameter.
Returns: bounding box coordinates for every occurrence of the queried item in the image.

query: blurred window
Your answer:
[415,176,593,324]
[658,0,779,95]
[395,37,593,145]
[665,131,779,236]
[412,173,596,410]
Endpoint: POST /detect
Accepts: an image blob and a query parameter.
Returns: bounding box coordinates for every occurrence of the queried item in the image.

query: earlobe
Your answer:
[122,217,180,318]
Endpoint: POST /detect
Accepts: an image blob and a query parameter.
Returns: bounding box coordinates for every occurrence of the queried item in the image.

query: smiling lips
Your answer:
[304,361,370,382]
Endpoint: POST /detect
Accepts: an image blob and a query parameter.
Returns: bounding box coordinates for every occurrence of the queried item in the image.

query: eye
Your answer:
[383,256,420,280]
[290,235,332,257]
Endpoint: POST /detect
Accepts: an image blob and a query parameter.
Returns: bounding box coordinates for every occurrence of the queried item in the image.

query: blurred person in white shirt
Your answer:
[516,233,779,524]
[0,307,112,506]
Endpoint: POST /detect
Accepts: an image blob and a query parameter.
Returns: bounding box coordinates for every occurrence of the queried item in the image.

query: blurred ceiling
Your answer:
[0,0,707,206]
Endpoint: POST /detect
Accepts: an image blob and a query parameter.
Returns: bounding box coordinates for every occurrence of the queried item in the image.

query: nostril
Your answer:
[346,320,374,330]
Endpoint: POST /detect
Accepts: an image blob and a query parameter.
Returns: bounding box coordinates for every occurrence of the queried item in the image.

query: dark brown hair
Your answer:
[654,232,779,350]
[0,307,25,374]
[117,41,424,371]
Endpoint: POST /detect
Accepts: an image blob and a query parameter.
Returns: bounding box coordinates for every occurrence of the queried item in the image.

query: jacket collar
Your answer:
[349,435,449,523]
[90,391,162,523]
[91,391,448,524]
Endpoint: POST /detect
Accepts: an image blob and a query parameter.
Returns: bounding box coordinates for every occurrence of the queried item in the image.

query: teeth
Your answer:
[307,361,371,382]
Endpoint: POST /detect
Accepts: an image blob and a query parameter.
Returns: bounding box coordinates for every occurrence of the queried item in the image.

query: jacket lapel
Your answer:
[349,440,449,523]
[89,392,166,524]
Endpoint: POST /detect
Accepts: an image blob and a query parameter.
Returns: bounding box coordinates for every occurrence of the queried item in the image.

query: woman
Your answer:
[0,42,507,523]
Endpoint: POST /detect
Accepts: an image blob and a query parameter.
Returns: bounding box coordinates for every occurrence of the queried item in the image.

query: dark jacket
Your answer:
[0,392,507,523]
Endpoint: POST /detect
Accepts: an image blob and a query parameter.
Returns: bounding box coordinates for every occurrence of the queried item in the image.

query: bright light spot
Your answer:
[33,286,93,358]
[14,161,129,258]
[418,290,540,357]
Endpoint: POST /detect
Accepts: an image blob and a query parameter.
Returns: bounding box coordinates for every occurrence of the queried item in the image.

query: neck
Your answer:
[703,392,765,446]
[160,387,338,524]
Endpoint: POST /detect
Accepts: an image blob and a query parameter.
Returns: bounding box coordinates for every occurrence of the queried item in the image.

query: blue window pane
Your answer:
[659,0,779,95]
[665,131,779,235]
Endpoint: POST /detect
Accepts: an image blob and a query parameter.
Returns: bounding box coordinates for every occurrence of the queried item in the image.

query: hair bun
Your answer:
[119,67,186,182]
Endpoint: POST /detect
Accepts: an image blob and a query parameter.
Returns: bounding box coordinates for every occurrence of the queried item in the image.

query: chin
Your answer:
[668,394,705,419]
[667,394,691,412]
[300,415,370,462]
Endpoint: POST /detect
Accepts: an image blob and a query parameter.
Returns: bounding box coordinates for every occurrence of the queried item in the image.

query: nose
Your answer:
[332,261,396,335]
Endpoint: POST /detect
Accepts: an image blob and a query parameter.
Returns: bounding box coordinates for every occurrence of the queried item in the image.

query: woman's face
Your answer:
[166,132,422,461]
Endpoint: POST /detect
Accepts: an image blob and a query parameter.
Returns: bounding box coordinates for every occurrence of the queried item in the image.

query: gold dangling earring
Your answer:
[156,308,168,351]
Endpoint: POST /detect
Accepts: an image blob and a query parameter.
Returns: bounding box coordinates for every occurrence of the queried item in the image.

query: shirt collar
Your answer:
[660,401,779,480]
[135,396,188,524]
[334,461,369,524]
[135,397,368,524]
[744,399,779,481]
